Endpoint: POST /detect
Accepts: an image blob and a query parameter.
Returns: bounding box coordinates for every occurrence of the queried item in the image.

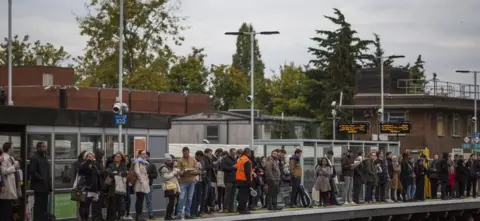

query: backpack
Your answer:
[126,163,137,185]
[297,185,312,208]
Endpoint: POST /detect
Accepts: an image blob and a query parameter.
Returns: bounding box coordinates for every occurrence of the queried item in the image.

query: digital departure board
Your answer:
[337,123,369,134]
[379,122,412,134]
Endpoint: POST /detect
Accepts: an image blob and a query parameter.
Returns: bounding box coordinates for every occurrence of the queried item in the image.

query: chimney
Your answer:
[36,55,42,66]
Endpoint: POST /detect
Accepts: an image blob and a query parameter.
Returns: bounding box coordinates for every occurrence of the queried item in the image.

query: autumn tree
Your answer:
[364,33,394,68]
[307,8,373,138]
[208,64,249,110]
[0,35,70,66]
[75,0,185,88]
[231,23,270,111]
[168,47,208,94]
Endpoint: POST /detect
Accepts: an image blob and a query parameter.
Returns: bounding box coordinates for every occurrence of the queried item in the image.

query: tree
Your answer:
[267,63,310,116]
[307,8,373,138]
[270,120,297,139]
[0,35,70,66]
[364,33,394,68]
[231,23,270,111]
[167,47,208,93]
[208,64,249,110]
[75,0,185,88]
[407,55,426,92]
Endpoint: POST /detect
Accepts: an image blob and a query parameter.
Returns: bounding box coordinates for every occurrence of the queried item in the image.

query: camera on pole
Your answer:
[113,102,129,114]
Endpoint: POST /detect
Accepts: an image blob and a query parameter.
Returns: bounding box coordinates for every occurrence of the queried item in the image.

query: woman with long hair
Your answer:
[78,152,101,221]
[133,150,150,221]
[314,157,331,207]
[106,152,128,221]
[73,151,86,221]
[159,153,180,220]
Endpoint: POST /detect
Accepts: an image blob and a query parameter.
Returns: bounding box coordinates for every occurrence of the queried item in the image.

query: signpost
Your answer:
[114,114,127,125]
[337,122,369,134]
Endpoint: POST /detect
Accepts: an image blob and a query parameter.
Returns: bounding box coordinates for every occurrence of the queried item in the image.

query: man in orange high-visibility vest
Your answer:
[236,148,253,214]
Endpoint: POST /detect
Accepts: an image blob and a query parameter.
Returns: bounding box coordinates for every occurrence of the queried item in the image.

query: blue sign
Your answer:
[462,143,480,149]
[114,114,127,125]
[474,132,479,138]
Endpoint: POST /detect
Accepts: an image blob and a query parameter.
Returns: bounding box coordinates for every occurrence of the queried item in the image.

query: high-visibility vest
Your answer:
[236,155,252,181]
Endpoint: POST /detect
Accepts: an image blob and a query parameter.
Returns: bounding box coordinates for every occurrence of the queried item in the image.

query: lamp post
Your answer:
[378,55,405,122]
[118,0,124,151]
[225,30,280,149]
[7,0,13,105]
[456,70,479,139]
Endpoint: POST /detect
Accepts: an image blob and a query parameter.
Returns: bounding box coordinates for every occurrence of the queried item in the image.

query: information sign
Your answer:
[379,122,412,134]
[337,123,369,134]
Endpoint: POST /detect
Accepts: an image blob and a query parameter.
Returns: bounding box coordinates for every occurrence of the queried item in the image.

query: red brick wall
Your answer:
[0,66,75,86]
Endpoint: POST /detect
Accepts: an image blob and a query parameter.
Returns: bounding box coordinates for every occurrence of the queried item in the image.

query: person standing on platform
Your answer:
[415,159,427,201]
[265,150,282,211]
[385,152,394,202]
[467,154,479,198]
[289,149,302,208]
[326,150,340,205]
[0,142,20,221]
[375,151,389,203]
[92,149,107,221]
[235,148,253,214]
[106,152,127,221]
[352,151,365,204]
[456,158,469,198]
[145,152,158,220]
[221,148,237,213]
[30,141,52,221]
[428,154,440,199]
[363,152,377,204]
[176,147,199,219]
[341,150,355,204]
[391,156,401,202]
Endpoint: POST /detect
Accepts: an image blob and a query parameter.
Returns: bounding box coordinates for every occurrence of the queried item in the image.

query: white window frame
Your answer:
[205,125,220,144]
[437,113,445,137]
[42,73,53,87]
[386,111,406,122]
[451,113,460,137]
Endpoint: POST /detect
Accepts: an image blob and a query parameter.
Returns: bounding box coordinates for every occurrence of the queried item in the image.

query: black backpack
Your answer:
[296,185,312,208]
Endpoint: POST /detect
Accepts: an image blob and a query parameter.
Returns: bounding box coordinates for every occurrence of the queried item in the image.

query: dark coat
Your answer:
[341,156,354,177]
[79,161,101,193]
[221,155,237,183]
[146,160,158,186]
[353,159,365,185]
[471,160,480,179]
[106,162,127,197]
[29,152,52,193]
[415,163,427,183]
[428,160,439,179]
[456,160,470,182]
[438,153,450,182]
[375,159,389,184]
[387,158,394,179]
[363,159,377,185]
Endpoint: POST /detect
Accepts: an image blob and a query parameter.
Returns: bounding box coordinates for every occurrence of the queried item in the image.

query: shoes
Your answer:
[239,211,251,214]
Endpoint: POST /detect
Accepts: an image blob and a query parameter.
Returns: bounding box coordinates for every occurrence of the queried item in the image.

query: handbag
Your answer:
[126,164,138,185]
[70,188,86,202]
[216,171,225,188]
[165,182,177,190]
[114,176,127,195]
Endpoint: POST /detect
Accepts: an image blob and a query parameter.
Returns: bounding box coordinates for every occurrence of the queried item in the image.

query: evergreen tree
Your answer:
[307,8,373,138]
[231,23,270,112]
[365,33,394,68]
[408,55,426,92]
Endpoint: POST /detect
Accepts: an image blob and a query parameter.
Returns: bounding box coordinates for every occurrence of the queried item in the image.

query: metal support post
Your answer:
[250,32,255,150]
[118,0,124,152]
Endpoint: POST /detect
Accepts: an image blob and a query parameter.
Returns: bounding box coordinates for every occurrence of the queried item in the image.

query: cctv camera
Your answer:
[202,139,210,144]
[331,101,337,107]
[377,108,383,115]
[246,95,253,103]
[473,117,477,122]
[113,103,129,114]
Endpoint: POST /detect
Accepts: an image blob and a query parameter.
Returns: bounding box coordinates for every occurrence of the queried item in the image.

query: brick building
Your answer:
[341,68,477,155]
[0,66,212,115]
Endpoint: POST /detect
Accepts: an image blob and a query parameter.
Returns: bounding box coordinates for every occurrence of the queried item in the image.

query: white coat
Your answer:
[0,153,18,200]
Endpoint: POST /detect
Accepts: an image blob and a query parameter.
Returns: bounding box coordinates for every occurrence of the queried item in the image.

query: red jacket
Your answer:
[448,167,456,186]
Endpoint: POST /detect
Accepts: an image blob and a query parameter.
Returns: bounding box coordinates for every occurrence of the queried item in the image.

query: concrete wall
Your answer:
[169,120,253,144]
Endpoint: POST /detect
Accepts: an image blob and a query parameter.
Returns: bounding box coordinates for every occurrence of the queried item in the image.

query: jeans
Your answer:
[343,176,353,203]
[124,186,132,216]
[201,182,211,212]
[191,182,205,215]
[352,183,362,203]
[266,179,279,209]
[255,185,265,207]
[177,182,196,216]
[146,185,153,217]
[217,186,225,210]
[135,192,146,217]
[365,183,374,202]
[224,182,236,212]
[290,177,301,206]
[375,183,386,202]
[407,184,416,199]
[385,180,392,201]
[0,199,14,221]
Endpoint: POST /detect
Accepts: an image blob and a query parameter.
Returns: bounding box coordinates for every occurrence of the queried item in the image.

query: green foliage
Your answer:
[364,33,394,68]
[270,120,297,139]
[307,8,373,139]
[75,0,185,88]
[267,63,310,116]
[302,122,320,139]
[168,47,209,94]
[407,55,426,92]
[208,64,249,110]
[0,35,70,66]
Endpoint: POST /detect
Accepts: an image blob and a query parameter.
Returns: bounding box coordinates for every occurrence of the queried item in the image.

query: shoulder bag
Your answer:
[126,163,138,185]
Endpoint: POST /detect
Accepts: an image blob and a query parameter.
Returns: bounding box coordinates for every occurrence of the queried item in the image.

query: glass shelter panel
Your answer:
[55,134,78,159]
[302,145,315,192]
[54,162,75,189]
[28,134,51,157]
[80,135,102,153]
[0,134,21,159]
[105,135,124,157]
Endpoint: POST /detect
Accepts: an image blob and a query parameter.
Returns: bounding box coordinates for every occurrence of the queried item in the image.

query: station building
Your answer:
[0,66,212,220]
[341,68,477,156]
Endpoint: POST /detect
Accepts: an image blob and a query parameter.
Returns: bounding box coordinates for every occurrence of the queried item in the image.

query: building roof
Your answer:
[172,110,320,123]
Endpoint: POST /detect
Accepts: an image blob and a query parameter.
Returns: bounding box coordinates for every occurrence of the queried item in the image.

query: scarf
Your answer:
[135,157,149,165]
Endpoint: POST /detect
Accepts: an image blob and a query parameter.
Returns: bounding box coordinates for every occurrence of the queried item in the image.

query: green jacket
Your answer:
[106,162,127,197]
[363,159,378,185]
[147,160,158,186]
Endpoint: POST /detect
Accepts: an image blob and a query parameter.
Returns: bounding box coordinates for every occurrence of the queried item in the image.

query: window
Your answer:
[451,113,460,137]
[105,135,124,158]
[28,134,51,157]
[437,113,444,137]
[387,111,406,122]
[54,162,75,189]
[206,125,219,143]
[128,136,147,158]
[254,125,260,139]
[55,134,78,159]
[42,73,53,86]
[80,135,102,153]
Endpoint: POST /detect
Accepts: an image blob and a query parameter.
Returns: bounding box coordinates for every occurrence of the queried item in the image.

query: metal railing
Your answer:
[397,79,480,99]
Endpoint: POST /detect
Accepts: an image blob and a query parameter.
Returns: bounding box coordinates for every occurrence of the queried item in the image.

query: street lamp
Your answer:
[225,30,280,149]
[7,0,12,105]
[118,0,124,151]
[456,70,479,138]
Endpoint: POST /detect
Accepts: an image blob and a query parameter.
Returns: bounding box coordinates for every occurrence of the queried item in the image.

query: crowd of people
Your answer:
[1,141,480,221]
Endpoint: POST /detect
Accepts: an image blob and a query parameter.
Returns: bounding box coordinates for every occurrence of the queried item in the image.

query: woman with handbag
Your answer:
[78,152,101,221]
[160,153,180,220]
[133,150,150,221]
[106,152,128,221]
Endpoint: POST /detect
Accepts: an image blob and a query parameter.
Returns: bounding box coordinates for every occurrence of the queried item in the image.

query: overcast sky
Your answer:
[1,0,480,85]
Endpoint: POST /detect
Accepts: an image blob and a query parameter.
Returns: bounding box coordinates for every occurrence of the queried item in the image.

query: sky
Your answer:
[1,0,480,86]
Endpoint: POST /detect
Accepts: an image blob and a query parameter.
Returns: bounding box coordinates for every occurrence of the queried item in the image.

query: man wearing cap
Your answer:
[176,147,199,219]
[236,148,253,214]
